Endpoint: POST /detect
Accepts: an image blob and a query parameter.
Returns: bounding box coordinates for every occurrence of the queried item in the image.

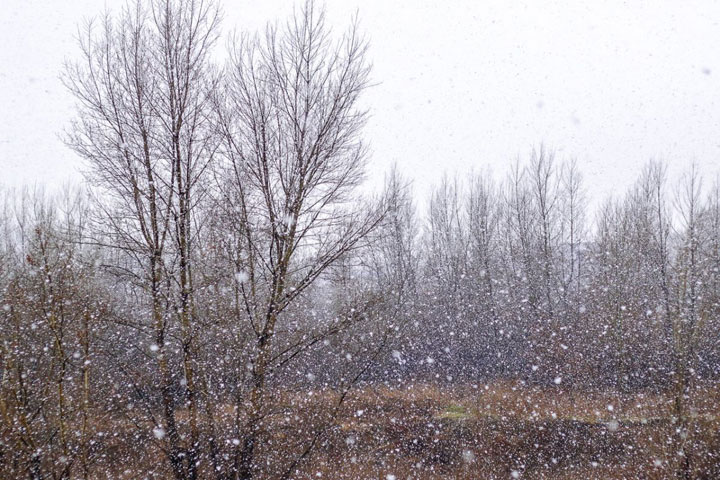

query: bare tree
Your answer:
[0,188,102,480]
[466,170,502,371]
[369,166,418,309]
[214,2,384,477]
[424,175,468,328]
[63,1,221,478]
[671,165,708,479]
[528,147,561,324]
[559,159,586,302]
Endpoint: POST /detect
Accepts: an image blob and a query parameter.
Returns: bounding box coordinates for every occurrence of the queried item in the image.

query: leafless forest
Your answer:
[1,1,720,479]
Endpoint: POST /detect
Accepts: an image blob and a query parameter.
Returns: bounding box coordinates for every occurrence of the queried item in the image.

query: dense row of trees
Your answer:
[398,157,720,386]
[1,0,719,478]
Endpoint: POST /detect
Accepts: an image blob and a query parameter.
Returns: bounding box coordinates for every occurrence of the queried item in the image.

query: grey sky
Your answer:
[2,0,719,210]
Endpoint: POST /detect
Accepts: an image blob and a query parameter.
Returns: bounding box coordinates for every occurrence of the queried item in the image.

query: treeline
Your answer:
[373,157,720,391]
[1,0,719,478]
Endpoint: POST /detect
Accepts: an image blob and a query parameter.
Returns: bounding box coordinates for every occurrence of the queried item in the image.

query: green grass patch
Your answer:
[437,404,472,420]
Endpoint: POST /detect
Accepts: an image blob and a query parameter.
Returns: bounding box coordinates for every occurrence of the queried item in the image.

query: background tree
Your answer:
[0,189,103,480]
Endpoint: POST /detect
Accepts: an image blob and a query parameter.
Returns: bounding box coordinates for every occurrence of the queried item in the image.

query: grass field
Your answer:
[98,381,720,479]
[272,381,720,479]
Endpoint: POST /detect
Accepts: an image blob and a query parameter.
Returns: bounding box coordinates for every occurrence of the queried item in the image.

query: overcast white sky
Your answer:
[2,0,720,211]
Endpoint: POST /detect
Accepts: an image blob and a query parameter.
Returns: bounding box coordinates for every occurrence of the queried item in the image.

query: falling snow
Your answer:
[1,0,719,479]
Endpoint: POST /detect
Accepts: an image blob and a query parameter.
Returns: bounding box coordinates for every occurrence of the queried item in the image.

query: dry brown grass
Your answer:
[274,381,720,479]
[46,381,720,479]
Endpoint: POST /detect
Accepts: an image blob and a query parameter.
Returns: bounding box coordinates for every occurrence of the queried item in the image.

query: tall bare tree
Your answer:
[213,2,384,477]
[63,1,221,477]
[670,165,709,479]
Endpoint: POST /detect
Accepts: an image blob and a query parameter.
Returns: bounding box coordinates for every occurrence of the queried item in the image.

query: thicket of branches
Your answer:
[1,1,720,479]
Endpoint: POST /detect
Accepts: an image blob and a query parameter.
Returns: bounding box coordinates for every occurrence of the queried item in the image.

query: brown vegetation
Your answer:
[52,382,720,479]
